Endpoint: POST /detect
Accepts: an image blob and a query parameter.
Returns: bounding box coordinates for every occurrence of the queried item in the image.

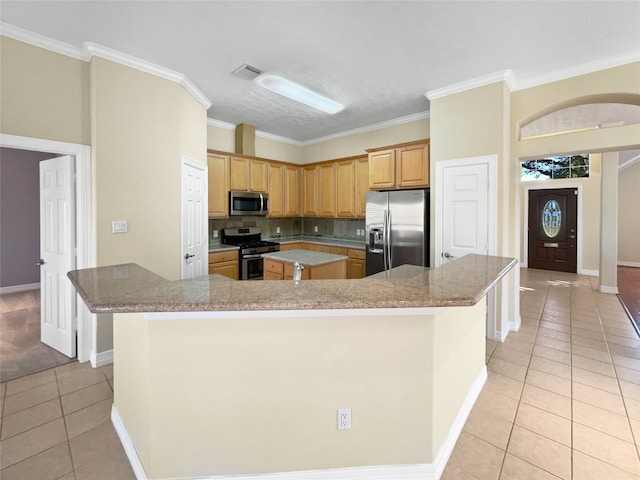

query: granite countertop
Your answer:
[67,254,517,313]
[263,249,348,267]
[208,244,239,253]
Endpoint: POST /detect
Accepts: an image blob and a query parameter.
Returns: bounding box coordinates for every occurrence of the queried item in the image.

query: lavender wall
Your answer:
[0,148,56,288]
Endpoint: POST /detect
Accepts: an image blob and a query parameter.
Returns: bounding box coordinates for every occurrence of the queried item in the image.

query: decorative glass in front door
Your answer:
[542,199,561,238]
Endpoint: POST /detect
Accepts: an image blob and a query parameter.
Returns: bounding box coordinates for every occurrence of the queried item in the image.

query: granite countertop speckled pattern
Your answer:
[263,249,348,267]
[67,255,517,313]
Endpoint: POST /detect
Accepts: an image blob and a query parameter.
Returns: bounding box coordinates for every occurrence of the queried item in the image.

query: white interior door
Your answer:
[182,158,208,279]
[40,155,76,357]
[441,163,490,263]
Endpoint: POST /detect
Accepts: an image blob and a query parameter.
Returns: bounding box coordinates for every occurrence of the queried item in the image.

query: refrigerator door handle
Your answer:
[387,210,393,269]
[382,210,388,271]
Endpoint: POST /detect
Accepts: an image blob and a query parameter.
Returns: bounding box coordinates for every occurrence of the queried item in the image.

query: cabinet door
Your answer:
[268,163,285,217]
[354,157,369,218]
[397,143,429,188]
[229,157,249,191]
[347,258,366,279]
[207,153,229,218]
[303,166,317,216]
[263,270,283,281]
[317,163,336,217]
[209,261,238,280]
[369,149,396,189]
[284,165,301,217]
[250,159,268,192]
[336,159,355,218]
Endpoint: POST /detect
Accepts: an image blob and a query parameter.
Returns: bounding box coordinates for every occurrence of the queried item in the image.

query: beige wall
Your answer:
[91,57,206,281]
[0,36,90,145]
[114,304,485,478]
[301,118,430,163]
[618,160,640,264]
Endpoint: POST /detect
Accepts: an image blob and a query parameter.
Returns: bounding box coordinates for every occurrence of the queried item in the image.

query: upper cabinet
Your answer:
[284,165,301,217]
[336,159,355,217]
[207,153,229,218]
[354,156,369,218]
[317,163,337,217]
[229,157,268,192]
[267,162,286,217]
[367,140,430,190]
[303,165,317,217]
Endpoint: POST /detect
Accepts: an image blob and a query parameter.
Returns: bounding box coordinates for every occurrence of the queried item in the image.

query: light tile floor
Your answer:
[0,361,135,480]
[443,268,640,480]
[0,268,638,479]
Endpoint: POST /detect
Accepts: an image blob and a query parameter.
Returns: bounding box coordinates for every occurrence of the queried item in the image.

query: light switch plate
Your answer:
[112,221,128,233]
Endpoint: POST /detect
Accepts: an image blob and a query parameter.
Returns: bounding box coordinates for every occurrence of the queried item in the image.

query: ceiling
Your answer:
[1,1,639,143]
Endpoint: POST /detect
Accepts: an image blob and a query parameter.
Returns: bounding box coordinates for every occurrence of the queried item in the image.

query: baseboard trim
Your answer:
[0,282,40,294]
[581,269,599,277]
[91,349,113,368]
[599,285,619,295]
[618,261,640,268]
[111,367,487,480]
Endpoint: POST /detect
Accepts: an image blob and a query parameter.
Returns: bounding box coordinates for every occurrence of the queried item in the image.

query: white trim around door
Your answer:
[0,133,95,364]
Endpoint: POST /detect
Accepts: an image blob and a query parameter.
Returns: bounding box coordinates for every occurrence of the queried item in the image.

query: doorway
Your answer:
[0,134,94,373]
[527,188,578,273]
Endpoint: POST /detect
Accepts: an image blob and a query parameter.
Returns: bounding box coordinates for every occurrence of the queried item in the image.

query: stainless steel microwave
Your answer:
[229,191,269,216]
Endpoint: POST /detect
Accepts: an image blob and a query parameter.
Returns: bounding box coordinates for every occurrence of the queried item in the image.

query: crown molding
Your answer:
[206,118,236,130]
[513,50,640,92]
[0,21,87,60]
[425,70,515,101]
[83,42,211,110]
[256,130,305,147]
[1,22,211,110]
[619,153,640,171]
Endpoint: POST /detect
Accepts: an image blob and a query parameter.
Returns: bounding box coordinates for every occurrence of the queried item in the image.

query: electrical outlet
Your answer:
[314,226,318,233]
[337,408,351,430]
[276,226,281,234]
[356,229,361,236]
[213,230,218,238]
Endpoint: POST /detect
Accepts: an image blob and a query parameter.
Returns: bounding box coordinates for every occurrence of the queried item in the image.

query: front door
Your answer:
[40,155,76,358]
[528,188,577,272]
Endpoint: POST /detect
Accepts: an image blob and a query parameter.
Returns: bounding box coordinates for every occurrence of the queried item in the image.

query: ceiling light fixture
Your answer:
[257,74,343,114]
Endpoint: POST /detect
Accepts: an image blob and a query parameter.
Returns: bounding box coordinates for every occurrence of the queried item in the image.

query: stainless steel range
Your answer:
[221,227,280,280]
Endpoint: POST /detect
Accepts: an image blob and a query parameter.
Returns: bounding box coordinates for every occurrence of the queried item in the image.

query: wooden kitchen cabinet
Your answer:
[267,162,285,217]
[284,165,301,217]
[367,140,429,190]
[207,153,229,218]
[208,250,239,280]
[263,257,345,281]
[347,248,366,279]
[303,165,317,216]
[229,157,268,192]
[317,162,337,217]
[330,246,348,256]
[279,242,303,251]
[336,159,355,217]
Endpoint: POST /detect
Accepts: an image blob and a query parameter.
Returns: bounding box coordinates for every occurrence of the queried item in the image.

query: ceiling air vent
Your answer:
[232,63,263,80]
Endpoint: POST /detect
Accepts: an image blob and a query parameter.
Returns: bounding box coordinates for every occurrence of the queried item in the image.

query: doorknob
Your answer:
[443,252,455,258]
[184,253,195,260]
[36,259,45,266]
[568,235,576,239]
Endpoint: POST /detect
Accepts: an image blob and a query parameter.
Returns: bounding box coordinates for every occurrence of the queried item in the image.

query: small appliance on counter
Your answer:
[365,189,429,276]
[221,227,280,280]
[229,191,269,216]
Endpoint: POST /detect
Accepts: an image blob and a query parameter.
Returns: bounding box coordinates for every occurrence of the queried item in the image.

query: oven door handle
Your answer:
[242,254,264,259]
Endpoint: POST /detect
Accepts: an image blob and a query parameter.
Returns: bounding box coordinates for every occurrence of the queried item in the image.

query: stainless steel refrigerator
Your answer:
[365,189,429,276]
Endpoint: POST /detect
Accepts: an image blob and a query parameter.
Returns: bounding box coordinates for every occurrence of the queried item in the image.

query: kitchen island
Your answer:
[263,249,348,280]
[68,255,517,480]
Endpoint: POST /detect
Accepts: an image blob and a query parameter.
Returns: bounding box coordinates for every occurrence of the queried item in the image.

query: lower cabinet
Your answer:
[208,250,239,280]
[264,258,346,280]
[347,248,366,279]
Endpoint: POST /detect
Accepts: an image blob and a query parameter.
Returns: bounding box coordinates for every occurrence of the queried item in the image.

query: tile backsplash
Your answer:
[209,217,365,244]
